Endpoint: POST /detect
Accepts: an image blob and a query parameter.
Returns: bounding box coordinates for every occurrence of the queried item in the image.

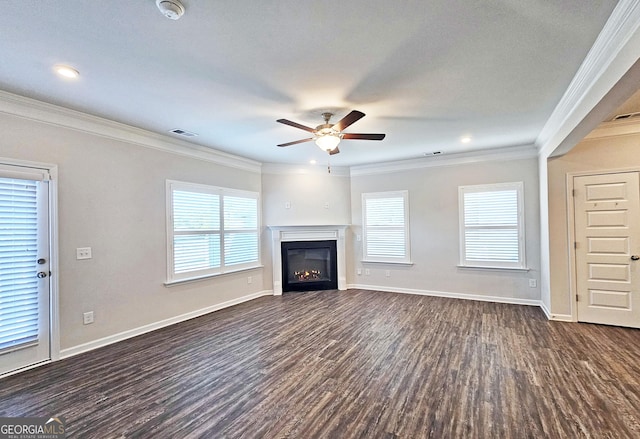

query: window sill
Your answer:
[164,265,263,287]
[457,265,530,272]
[361,260,414,266]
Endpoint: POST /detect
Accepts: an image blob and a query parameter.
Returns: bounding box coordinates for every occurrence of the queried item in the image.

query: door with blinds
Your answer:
[0,163,51,376]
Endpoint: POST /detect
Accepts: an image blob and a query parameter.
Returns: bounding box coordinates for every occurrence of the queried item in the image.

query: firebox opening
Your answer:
[281,240,338,292]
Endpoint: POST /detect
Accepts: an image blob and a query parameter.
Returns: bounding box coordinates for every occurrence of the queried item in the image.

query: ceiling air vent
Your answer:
[170,129,198,137]
[612,111,640,121]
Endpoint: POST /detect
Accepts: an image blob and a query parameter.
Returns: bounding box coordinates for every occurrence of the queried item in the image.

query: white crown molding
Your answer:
[350,144,537,176]
[261,163,350,176]
[584,117,640,140]
[0,90,262,173]
[537,0,640,158]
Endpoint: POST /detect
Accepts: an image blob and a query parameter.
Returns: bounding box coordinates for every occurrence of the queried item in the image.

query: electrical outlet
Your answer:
[365,268,370,275]
[529,279,537,288]
[385,270,391,277]
[247,276,252,284]
[83,311,94,325]
[76,247,92,260]
[357,268,362,275]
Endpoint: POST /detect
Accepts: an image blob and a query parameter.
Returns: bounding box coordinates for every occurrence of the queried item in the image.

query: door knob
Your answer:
[36,272,47,278]
[631,255,640,261]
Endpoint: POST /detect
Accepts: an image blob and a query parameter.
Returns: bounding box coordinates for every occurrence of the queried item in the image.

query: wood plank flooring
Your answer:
[1,289,639,438]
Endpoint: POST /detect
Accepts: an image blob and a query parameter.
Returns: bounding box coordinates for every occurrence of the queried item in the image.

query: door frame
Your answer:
[567,167,640,323]
[0,156,59,376]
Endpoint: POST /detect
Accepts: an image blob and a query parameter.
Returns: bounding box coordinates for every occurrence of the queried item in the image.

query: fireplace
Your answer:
[281,240,338,292]
[268,225,348,295]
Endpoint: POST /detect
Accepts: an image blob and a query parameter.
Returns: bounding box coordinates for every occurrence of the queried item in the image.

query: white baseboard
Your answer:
[60,290,273,359]
[347,284,542,307]
[539,301,574,322]
[549,313,574,322]
[539,301,552,319]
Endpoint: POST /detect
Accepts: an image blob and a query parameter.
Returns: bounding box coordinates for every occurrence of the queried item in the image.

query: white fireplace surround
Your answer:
[268,225,349,295]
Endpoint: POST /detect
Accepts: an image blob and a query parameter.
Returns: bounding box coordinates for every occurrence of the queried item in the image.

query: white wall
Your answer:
[539,153,552,316]
[0,106,266,353]
[261,166,351,226]
[349,157,541,303]
[547,120,640,317]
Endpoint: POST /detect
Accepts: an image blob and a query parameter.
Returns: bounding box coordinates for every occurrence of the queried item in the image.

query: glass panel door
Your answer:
[0,167,51,376]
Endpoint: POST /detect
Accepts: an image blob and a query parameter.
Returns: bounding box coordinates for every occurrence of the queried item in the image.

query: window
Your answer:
[167,180,259,283]
[362,190,411,264]
[458,182,525,269]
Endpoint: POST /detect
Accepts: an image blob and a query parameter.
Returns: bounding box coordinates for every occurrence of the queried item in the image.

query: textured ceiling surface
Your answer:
[0,1,619,165]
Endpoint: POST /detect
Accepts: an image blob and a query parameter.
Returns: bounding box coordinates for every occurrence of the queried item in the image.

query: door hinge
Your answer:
[576,294,579,302]
[572,189,576,197]
[574,242,578,249]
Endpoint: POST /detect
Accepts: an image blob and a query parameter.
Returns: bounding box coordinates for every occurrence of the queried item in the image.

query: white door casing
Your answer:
[574,171,640,328]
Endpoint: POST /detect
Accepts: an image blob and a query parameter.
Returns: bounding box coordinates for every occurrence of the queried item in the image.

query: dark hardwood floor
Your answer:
[1,289,639,438]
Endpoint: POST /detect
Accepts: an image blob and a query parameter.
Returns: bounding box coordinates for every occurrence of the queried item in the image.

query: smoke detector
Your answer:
[156,0,185,20]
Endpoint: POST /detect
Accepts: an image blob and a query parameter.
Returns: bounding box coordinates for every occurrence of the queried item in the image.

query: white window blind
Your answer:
[459,182,525,269]
[0,178,39,352]
[362,191,411,263]
[172,190,221,275]
[167,181,260,283]
[223,195,258,267]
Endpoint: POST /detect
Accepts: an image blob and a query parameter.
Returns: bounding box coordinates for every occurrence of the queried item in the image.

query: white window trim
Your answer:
[458,181,526,270]
[362,190,411,264]
[165,180,261,285]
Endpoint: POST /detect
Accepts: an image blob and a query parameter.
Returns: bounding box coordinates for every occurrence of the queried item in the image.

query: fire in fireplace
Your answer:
[281,240,338,292]
[294,269,322,281]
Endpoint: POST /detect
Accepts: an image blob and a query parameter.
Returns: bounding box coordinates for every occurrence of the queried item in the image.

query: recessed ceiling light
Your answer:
[54,65,79,79]
[460,136,472,144]
[309,159,317,165]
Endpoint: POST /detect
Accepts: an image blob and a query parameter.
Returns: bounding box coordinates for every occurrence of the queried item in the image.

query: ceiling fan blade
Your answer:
[276,119,316,133]
[277,138,314,147]
[332,110,365,132]
[329,147,340,155]
[341,133,386,141]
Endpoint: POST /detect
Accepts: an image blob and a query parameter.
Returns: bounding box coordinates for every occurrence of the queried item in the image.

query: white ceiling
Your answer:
[0,0,620,166]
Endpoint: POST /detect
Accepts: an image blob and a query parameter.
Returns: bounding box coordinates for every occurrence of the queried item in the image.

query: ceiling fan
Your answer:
[276,110,386,155]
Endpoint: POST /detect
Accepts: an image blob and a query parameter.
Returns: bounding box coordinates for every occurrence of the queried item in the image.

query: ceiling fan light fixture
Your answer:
[276,109,384,155]
[315,133,341,152]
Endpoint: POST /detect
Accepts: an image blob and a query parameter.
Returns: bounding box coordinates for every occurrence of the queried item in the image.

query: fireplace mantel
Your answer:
[268,225,349,295]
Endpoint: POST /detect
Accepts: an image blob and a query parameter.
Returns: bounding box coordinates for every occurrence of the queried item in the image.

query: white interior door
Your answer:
[0,164,51,376]
[574,171,640,328]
